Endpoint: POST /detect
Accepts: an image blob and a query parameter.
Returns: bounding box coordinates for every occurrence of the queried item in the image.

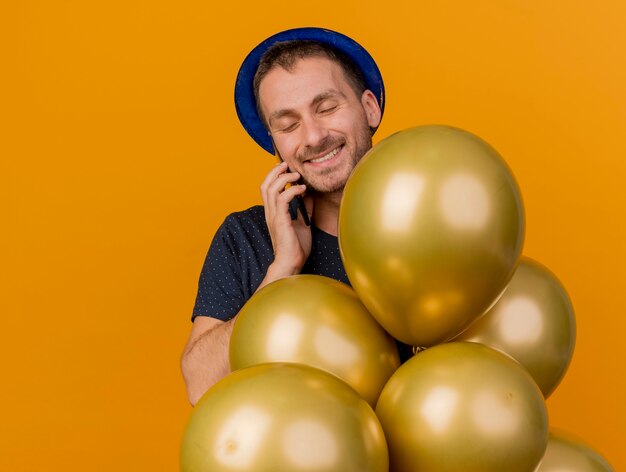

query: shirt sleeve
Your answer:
[191,216,247,322]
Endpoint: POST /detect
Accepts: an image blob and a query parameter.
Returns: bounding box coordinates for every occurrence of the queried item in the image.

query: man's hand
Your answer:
[261,162,313,278]
[182,163,315,405]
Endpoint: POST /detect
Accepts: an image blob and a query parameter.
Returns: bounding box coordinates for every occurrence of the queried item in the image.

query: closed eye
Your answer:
[277,122,299,133]
[319,104,338,114]
[316,96,342,114]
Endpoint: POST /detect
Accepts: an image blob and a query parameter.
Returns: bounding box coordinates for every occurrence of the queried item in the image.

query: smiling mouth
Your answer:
[307,145,343,164]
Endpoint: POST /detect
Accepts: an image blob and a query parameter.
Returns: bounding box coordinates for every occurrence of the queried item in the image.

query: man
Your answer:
[181,28,401,406]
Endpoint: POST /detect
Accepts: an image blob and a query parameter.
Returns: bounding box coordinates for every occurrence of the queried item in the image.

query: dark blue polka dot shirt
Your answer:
[191,205,414,361]
[192,205,350,321]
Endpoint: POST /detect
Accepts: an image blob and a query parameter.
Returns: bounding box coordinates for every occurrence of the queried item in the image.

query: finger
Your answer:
[260,162,289,196]
[266,172,302,198]
[261,163,289,220]
[276,184,307,211]
[267,185,306,245]
[264,172,301,220]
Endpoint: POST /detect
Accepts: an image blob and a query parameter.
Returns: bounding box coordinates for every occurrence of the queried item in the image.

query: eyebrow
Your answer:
[267,89,347,127]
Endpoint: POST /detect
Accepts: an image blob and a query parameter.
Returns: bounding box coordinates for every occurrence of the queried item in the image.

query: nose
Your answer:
[301,116,329,148]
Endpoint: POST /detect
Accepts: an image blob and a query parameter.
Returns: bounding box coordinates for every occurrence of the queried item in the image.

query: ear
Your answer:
[361,90,382,128]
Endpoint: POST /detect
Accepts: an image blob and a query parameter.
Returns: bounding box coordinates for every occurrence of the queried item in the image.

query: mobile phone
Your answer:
[274,146,311,226]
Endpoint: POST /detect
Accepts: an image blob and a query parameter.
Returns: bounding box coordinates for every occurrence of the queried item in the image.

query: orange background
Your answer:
[3,1,625,470]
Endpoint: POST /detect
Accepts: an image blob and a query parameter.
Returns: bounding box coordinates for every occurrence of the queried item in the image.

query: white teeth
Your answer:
[310,146,341,163]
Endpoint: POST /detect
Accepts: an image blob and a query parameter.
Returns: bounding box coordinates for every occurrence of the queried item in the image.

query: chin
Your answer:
[308,178,348,194]
[307,165,354,193]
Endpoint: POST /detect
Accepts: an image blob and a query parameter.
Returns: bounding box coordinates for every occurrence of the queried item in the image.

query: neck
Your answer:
[312,190,343,236]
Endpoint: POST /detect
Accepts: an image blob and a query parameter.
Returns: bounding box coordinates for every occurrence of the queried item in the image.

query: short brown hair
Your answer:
[253,40,367,125]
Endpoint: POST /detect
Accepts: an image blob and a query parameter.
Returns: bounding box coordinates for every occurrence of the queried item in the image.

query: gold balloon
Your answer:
[535,431,614,471]
[230,275,400,406]
[375,342,548,472]
[339,125,524,347]
[180,363,389,472]
[454,257,575,397]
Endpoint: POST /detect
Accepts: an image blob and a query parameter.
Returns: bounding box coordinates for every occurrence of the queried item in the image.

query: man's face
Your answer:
[258,56,382,193]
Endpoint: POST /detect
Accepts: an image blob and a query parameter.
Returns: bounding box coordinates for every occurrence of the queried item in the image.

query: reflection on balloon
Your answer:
[230,275,400,406]
[454,257,575,397]
[381,174,425,232]
[375,342,548,472]
[535,430,613,471]
[439,173,489,229]
[420,386,458,433]
[180,363,388,472]
[214,405,271,469]
[265,314,305,359]
[339,125,524,347]
[282,419,338,468]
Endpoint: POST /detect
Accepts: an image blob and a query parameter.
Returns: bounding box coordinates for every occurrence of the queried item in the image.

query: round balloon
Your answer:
[375,342,548,472]
[454,256,575,397]
[181,363,389,472]
[535,431,613,471]
[339,125,524,347]
[230,274,400,406]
